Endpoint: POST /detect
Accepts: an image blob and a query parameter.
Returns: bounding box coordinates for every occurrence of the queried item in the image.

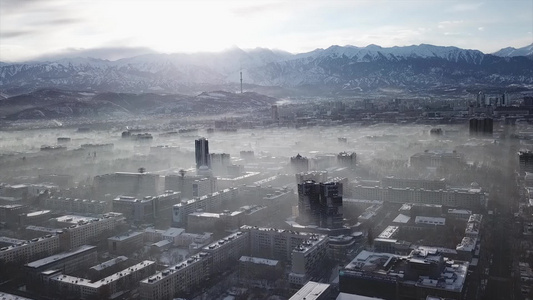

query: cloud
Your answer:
[478,27,485,31]
[0,30,37,38]
[449,2,484,12]
[33,18,83,26]
[438,20,464,29]
[32,46,158,61]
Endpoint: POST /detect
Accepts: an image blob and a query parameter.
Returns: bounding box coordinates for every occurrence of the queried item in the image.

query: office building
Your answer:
[296,171,328,185]
[108,231,144,255]
[381,177,446,190]
[297,180,344,229]
[93,172,162,198]
[339,248,468,300]
[288,234,329,286]
[25,245,98,288]
[203,231,249,274]
[210,153,231,174]
[0,234,60,264]
[519,151,533,174]
[195,138,210,169]
[337,152,357,168]
[241,225,321,261]
[469,118,493,136]
[289,281,332,300]
[42,196,111,215]
[49,260,155,300]
[171,188,238,227]
[53,213,124,250]
[291,154,309,173]
[139,252,210,300]
[410,150,465,170]
[165,174,217,199]
[238,256,283,284]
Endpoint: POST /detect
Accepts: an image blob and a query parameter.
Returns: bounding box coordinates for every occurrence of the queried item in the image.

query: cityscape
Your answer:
[1,1,533,300]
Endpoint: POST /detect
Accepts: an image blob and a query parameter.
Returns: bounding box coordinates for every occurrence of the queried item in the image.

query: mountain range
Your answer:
[0,43,532,96]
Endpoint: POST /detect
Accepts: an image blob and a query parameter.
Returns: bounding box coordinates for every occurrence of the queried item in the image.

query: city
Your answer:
[0,1,532,300]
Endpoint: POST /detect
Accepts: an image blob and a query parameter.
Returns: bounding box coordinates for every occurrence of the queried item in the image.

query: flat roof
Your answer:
[415,216,446,226]
[52,260,154,288]
[0,292,35,300]
[336,293,384,300]
[377,226,399,239]
[393,214,411,224]
[289,281,330,300]
[26,245,96,269]
[239,256,279,267]
[108,231,143,241]
[90,256,128,272]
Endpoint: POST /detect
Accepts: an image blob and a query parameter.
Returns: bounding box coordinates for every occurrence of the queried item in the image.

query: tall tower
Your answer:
[297,180,344,229]
[240,70,243,94]
[195,138,210,169]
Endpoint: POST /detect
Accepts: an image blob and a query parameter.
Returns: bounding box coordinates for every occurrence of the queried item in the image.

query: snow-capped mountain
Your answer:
[492,43,533,57]
[0,44,532,95]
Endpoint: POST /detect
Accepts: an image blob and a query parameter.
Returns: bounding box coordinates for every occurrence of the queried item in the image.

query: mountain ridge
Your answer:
[1,44,532,96]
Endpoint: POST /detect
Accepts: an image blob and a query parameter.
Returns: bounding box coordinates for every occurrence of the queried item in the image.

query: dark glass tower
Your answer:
[195,138,211,169]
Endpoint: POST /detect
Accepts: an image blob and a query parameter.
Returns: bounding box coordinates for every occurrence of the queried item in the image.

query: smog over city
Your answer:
[0,1,532,300]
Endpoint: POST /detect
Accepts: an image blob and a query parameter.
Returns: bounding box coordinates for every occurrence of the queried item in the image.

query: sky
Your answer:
[0,0,532,62]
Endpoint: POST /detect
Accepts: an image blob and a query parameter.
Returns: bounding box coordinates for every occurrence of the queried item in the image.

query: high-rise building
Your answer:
[297,180,343,229]
[291,154,309,173]
[337,152,357,168]
[519,151,533,174]
[195,138,210,169]
[469,118,493,135]
[271,105,279,122]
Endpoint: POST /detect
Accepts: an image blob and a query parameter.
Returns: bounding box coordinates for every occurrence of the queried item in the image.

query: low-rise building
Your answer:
[0,234,60,264]
[108,231,144,255]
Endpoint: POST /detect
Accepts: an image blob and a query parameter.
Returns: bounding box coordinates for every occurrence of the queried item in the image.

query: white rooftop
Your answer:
[289,281,330,300]
[393,213,411,224]
[239,256,279,267]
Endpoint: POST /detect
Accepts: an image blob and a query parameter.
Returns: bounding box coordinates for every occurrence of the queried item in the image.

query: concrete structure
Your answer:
[298,180,344,229]
[203,231,250,274]
[49,260,155,299]
[337,152,357,168]
[351,185,486,210]
[53,212,123,250]
[291,154,309,173]
[25,245,98,288]
[0,234,60,264]
[195,138,210,169]
[171,188,238,227]
[289,281,332,300]
[42,196,110,214]
[381,177,446,190]
[139,252,210,300]
[108,231,144,255]
[165,174,217,199]
[295,171,328,185]
[288,234,329,286]
[410,150,465,170]
[339,248,468,300]
[93,172,162,198]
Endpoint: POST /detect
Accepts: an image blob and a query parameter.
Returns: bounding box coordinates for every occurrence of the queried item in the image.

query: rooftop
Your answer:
[108,231,143,241]
[52,260,154,288]
[289,281,330,300]
[141,253,209,285]
[415,216,446,226]
[90,256,128,272]
[378,226,399,239]
[25,245,96,269]
[393,214,411,224]
[239,256,279,267]
[343,248,468,293]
